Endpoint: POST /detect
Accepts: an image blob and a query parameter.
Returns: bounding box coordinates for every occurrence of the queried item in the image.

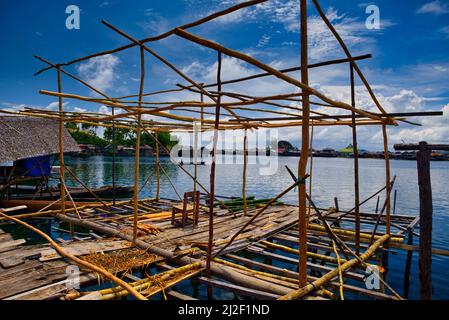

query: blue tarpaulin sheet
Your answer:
[20,155,51,177]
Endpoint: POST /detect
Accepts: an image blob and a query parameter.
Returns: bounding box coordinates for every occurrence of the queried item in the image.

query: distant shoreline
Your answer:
[65,153,449,162]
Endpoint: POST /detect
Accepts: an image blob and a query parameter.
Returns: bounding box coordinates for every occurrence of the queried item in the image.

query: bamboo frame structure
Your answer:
[0,0,442,301]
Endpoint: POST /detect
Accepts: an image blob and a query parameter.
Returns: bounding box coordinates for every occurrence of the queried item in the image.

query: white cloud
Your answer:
[139,9,172,35]
[202,1,393,61]
[440,26,449,38]
[416,1,449,15]
[388,103,449,144]
[45,101,68,111]
[73,107,87,113]
[76,54,120,94]
[180,56,294,98]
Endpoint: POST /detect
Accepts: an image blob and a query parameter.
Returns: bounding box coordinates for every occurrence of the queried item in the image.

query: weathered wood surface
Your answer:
[38,239,132,262]
[0,199,417,300]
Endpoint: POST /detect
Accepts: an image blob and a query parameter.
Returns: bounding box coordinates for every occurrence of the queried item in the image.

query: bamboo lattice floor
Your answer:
[0,198,418,300]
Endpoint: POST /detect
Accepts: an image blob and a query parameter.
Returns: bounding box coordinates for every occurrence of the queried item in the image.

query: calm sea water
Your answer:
[59,155,449,299]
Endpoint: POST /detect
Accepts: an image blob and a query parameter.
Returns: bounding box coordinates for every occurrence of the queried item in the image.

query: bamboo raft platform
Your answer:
[0,198,421,300]
[0,0,446,301]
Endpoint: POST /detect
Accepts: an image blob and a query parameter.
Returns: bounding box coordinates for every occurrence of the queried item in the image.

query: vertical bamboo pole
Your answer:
[193,84,203,219]
[307,120,314,221]
[382,124,391,235]
[350,65,361,255]
[200,84,204,164]
[193,123,198,195]
[242,128,248,216]
[155,129,160,200]
[207,52,222,284]
[112,106,117,206]
[133,118,142,243]
[57,66,66,219]
[298,0,310,287]
[133,46,145,243]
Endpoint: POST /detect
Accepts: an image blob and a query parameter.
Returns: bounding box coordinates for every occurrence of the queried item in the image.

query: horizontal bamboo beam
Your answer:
[174,28,387,123]
[200,54,372,89]
[228,111,444,122]
[34,0,267,76]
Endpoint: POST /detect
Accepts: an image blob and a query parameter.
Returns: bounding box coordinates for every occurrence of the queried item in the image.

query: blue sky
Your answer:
[0,0,448,150]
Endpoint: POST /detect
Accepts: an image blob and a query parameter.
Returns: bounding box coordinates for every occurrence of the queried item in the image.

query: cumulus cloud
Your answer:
[175,55,447,149]
[76,54,120,94]
[416,1,449,15]
[198,1,394,61]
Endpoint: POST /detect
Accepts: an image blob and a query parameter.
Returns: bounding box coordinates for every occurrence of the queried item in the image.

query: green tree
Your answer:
[104,127,134,146]
[103,128,178,149]
[69,130,109,148]
[65,122,78,130]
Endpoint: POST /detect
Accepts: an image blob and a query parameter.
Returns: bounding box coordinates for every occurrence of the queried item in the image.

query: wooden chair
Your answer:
[171,191,200,227]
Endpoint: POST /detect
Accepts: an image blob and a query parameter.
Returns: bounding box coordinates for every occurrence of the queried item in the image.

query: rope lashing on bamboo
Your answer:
[278,234,390,300]
[0,210,147,301]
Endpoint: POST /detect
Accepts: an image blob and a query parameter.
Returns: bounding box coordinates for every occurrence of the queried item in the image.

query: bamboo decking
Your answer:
[0,198,419,300]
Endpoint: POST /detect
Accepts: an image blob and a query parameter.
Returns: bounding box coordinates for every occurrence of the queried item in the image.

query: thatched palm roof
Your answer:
[0,116,80,163]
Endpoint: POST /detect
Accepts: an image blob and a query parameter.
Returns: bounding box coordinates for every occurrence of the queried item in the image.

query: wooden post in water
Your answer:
[298,0,310,288]
[394,141,449,300]
[416,141,432,300]
[403,230,414,299]
[334,197,339,212]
